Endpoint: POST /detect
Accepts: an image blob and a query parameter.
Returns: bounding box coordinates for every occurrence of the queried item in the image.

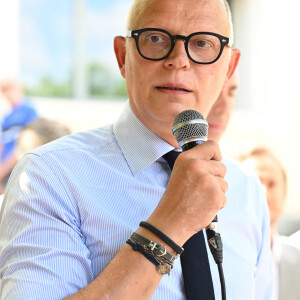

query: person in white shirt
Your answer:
[240,147,300,300]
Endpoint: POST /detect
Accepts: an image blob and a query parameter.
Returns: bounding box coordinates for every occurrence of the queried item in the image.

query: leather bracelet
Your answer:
[130,232,178,264]
[126,239,160,266]
[126,239,172,275]
[139,221,184,255]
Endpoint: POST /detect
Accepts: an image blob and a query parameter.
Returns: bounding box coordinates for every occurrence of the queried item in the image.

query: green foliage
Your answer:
[24,61,128,100]
[87,62,128,98]
[25,76,72,98]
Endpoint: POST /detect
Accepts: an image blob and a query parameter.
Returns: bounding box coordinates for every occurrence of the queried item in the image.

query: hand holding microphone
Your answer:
[172,110,225,264]
[146,109,228,299]
[148,110,227,248]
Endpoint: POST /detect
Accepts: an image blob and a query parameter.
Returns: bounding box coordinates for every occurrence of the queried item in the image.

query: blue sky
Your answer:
[20,0,132,87]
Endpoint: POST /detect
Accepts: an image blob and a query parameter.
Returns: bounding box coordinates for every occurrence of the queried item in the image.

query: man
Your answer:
[0,79,38,192]
[207,71,238,141]
[240,148,300,300]
[0,1,273,299]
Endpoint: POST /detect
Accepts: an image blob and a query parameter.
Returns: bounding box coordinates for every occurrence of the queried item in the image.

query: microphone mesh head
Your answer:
[172,110,208,146]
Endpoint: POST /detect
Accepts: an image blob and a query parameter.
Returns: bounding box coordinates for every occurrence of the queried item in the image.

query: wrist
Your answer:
[145,216,191,247]
[136,227,178,256]
[139,221,184,255]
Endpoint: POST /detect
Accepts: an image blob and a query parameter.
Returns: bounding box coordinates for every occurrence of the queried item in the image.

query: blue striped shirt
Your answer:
[0,102,273,299]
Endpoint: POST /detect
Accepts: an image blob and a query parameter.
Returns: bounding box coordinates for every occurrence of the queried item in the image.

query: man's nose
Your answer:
[163,40,190,70]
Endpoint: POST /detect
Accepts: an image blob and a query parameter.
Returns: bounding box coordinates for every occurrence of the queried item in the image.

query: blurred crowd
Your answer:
[0,79,71,194]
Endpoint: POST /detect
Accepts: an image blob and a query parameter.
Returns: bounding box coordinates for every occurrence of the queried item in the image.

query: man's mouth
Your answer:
[208,123,223,130]
[157,86,192,92]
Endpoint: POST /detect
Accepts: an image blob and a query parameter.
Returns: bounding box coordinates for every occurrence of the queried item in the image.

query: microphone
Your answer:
[172,109,223,265]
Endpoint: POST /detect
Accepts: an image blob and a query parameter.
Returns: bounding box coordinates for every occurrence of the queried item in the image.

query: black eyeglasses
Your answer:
[126,28,230,65]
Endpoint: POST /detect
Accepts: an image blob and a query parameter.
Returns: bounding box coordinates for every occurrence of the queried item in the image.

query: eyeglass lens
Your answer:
[137,30,222,63]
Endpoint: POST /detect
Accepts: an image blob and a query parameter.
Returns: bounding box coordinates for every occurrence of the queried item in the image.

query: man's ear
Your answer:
[114,36,127,79]
[223,48,241,88]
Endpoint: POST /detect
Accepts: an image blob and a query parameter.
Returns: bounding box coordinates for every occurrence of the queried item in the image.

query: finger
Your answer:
[179,140,222,162]
[174,157,227,179]
[216,176,228,194]
[210,177,228,210]
[194,160,227,178]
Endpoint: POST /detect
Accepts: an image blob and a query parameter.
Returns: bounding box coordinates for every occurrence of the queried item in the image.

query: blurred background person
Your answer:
[16,117,71,157]
[0,194,3,209]
[207,71,300,299]
[0,117,71,209]
[207,71,238,142]
[0,79,38,193]
[240,148,287,245]
[239,147,300,300]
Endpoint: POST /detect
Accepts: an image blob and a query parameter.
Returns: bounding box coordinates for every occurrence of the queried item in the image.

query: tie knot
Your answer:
[163,150,181,170]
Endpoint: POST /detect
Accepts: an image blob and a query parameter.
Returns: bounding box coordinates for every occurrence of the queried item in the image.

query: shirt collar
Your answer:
[113,101,175,175]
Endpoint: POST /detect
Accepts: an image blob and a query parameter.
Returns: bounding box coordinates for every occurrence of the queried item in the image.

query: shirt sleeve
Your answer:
[253,178,274,300]
[0,153,94,300]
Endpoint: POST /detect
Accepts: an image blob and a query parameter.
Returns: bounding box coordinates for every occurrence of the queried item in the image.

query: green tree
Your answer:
[87,62,127,98]
[24,62,128,99]
[25,76,72,98]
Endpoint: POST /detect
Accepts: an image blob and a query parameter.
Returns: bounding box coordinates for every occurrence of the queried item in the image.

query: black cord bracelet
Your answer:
[126,239,159,267]
[139,221,184,255]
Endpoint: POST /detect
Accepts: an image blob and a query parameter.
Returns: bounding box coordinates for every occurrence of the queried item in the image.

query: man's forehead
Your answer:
[140,0,230,32]
[146,0,227,17]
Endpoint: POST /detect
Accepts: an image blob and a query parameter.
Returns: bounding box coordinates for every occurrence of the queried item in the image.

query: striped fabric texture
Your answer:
[0,102,273,299]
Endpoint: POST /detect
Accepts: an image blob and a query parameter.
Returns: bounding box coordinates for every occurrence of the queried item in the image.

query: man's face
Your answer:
[247,155,286,226]
[0,81,22,106]
[207,73,238,142]
[115,0,240,146]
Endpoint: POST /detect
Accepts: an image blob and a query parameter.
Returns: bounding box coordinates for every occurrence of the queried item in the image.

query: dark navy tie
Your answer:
[163,151,215,300]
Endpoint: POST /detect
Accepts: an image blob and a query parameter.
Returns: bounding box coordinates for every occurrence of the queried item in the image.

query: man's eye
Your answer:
[195,40,211,48]
[148,35,164,43]
[150,36,160,43]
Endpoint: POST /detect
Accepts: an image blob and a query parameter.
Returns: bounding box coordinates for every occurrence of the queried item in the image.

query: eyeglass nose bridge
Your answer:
[172,34,189,44]
[168,34,190,60]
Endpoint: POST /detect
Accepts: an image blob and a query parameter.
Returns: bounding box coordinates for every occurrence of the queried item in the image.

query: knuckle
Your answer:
[221,162,227,175]
[212,186,223,201]
[200,172,213,188]
[222,178,229,191]
[184,157,204,174]
[214,162,227,178]
[220,195,227,209]
[191,158,205,170]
